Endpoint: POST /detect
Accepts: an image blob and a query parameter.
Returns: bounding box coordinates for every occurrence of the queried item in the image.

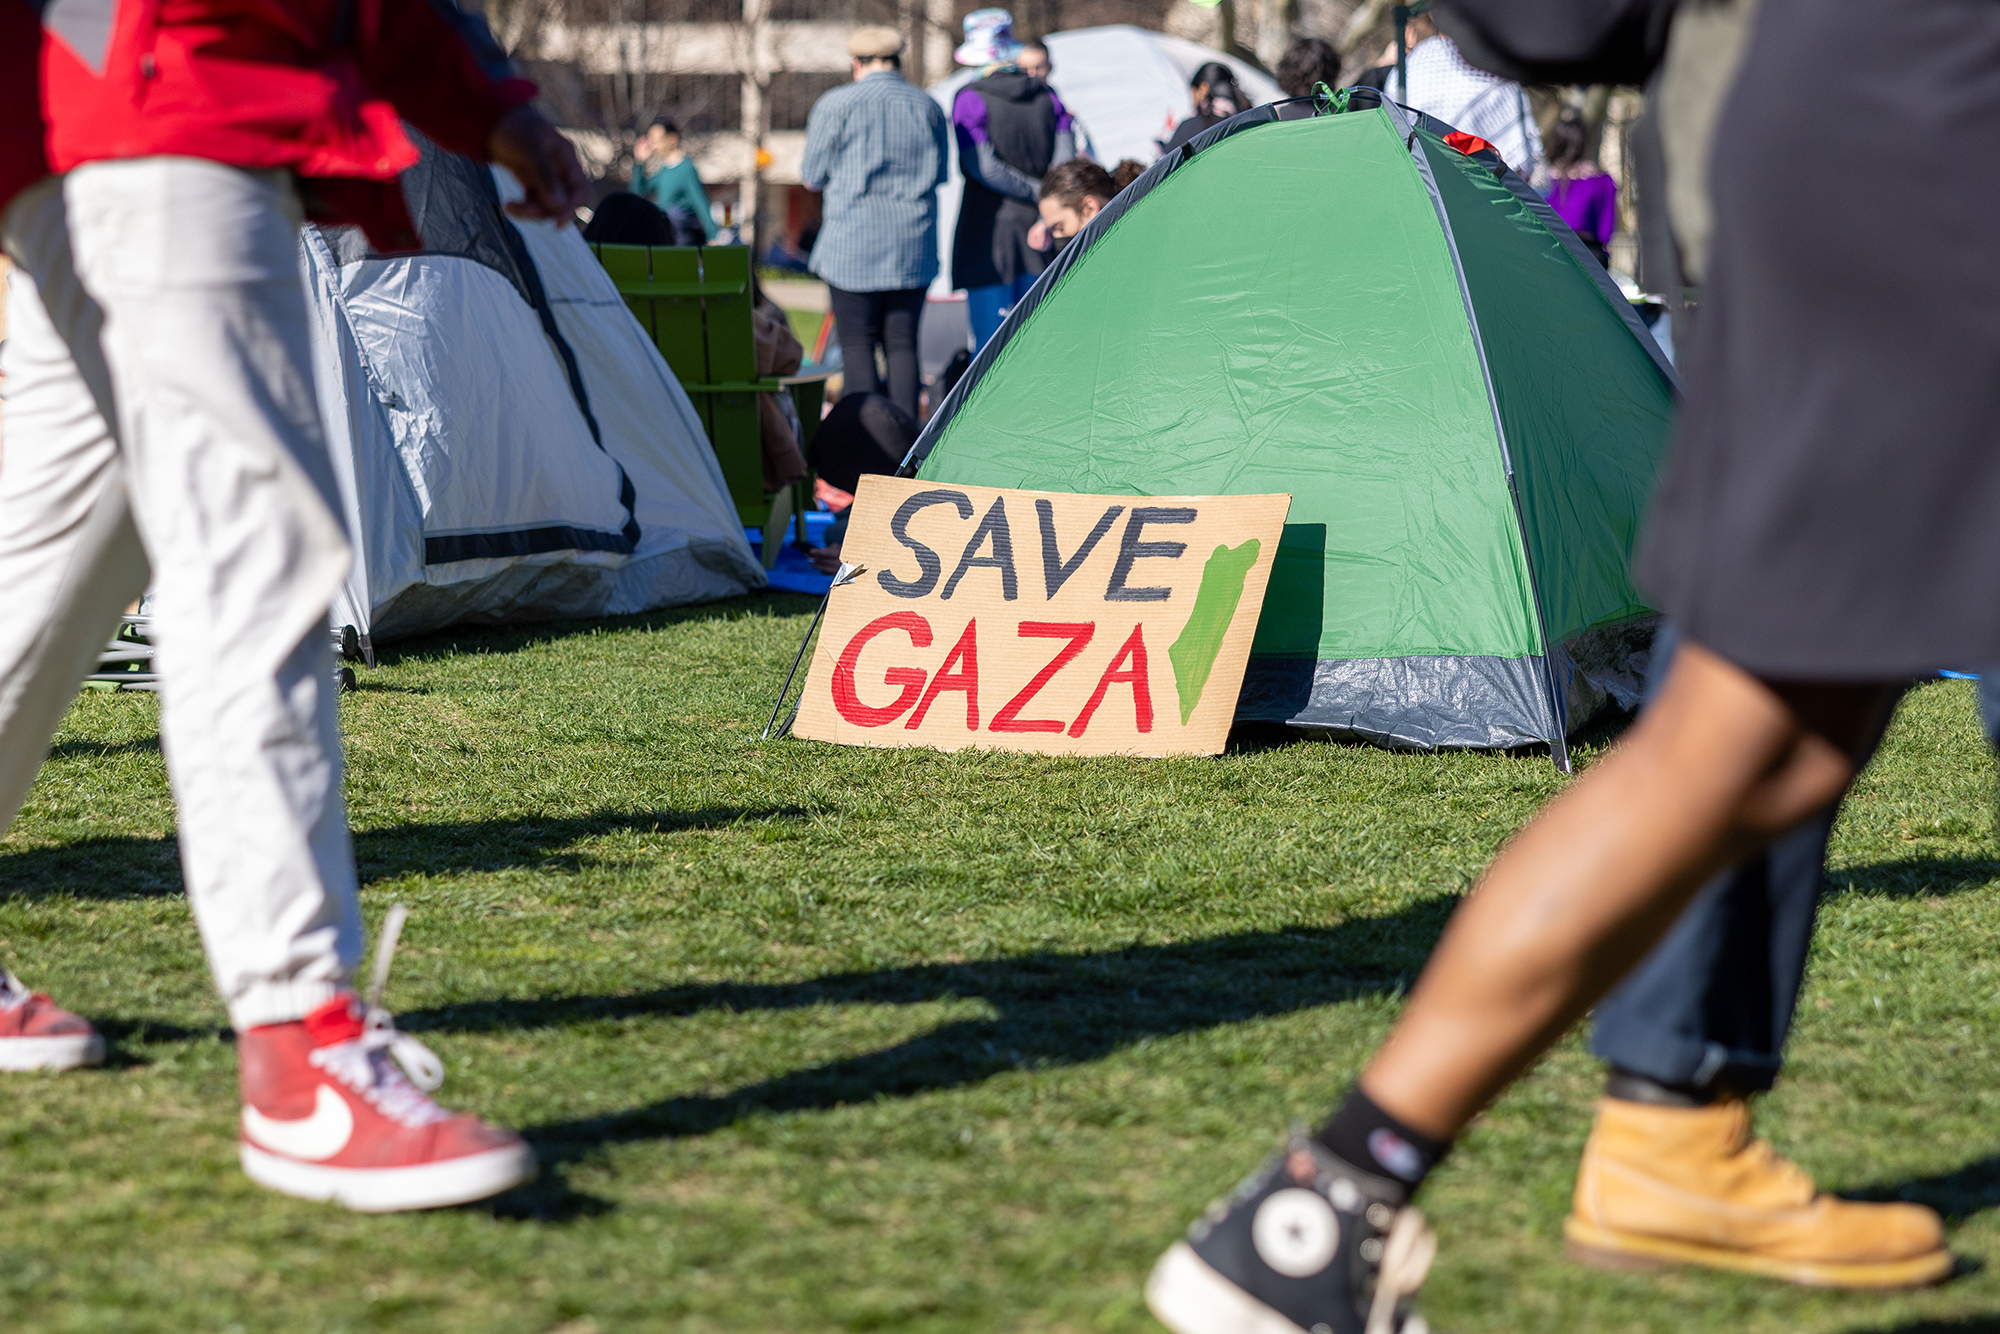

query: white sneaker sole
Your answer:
[1145,1242,1310,1334]
[240,1140,537,1212]
[0,1033,106,1072]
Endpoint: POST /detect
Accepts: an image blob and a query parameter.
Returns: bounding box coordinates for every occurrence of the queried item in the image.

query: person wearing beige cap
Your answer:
[798,25,949,420]
[848,25,904,60]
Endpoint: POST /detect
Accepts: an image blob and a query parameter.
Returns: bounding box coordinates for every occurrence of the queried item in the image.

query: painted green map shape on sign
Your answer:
[1168,539,1261,725]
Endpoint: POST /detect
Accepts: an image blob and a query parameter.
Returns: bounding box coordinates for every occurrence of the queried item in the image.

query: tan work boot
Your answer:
[1564,1095,1952,1288]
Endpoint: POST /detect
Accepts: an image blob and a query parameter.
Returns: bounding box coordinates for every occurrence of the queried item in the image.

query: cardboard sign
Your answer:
[793,476,1290,757]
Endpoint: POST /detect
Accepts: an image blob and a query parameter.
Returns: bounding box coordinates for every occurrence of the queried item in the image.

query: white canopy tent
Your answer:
[926,25,1283,297]
[303,152,763,650]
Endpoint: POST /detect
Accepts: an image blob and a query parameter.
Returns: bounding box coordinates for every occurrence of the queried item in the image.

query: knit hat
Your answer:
[848,26,905,59]
[955,8,1022,67]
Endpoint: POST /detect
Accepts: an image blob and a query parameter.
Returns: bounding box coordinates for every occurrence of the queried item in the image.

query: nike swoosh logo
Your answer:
[242,1085,354,1161]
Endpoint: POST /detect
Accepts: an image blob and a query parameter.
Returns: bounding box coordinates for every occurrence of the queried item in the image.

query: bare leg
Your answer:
[1361,642,1898,1139]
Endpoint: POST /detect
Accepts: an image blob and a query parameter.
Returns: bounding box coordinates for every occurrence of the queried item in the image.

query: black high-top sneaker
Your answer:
[1146,1133,1436,1334]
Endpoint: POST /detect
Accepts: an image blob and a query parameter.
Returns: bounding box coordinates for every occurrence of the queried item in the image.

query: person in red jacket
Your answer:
[0,0,586,1211]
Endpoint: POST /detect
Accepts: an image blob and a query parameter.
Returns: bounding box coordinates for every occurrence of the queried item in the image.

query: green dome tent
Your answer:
[902,93,1676,770]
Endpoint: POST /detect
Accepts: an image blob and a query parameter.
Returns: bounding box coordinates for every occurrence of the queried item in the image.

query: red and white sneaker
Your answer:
[237,990,535,1212]
[0,970,105,1071]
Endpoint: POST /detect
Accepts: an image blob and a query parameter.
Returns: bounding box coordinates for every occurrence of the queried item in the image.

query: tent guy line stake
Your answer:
[763,562,862,740]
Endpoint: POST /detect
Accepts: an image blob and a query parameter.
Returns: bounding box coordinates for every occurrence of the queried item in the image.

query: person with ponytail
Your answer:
[1161,62,1248,153]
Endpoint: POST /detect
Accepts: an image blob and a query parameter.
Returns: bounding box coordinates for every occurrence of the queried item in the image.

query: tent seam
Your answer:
[1396,108,1571,772]
[1485,163,1680,397]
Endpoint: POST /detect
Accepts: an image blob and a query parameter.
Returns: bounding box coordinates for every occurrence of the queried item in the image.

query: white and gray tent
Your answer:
[302,138,763,654]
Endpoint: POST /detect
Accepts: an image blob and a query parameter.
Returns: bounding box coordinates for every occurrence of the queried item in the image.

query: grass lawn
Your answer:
[4,594,1999,1334]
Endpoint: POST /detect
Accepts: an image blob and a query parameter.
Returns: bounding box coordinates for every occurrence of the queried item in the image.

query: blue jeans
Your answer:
[1591,630,2000,1092]
[965,274,1038,351]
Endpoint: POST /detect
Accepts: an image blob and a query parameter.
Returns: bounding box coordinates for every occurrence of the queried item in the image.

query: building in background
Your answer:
[479,0,1642,281]
[480,0,1316,255]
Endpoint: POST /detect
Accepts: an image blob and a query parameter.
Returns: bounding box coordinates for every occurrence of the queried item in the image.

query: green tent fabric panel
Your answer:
[1417,132,1673,643]
[917,110,1542,662]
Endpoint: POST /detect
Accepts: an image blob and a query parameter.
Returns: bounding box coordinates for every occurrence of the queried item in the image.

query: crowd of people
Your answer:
[775,5,1590,578]
[582,4,1605,450]
[6,1,1991,1332]
[787,6,1609,428]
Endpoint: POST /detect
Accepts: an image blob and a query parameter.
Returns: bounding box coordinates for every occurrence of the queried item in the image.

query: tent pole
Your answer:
[1393,5,1408,95]
[762,561,862,740]
[763,592,829,740]
[1397,109,1574,773]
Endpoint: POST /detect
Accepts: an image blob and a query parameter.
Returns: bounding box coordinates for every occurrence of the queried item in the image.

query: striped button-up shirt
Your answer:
[1388,36,1543,178]
[800,70,950,294]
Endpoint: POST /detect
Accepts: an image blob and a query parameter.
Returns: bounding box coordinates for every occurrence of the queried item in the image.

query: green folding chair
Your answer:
[592,244,827,564]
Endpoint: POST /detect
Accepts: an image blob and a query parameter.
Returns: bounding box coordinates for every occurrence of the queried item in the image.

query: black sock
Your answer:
[1314,1084,1450,1195]
[1604,1068,1716,1107]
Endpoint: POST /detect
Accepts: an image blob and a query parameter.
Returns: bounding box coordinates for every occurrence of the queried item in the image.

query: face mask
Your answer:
[1022,75,1047,94]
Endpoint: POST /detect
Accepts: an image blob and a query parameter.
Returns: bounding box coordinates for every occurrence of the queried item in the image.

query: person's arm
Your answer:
[953,87,1040,201]
[1591,177,1619,247]
[355,0,535,159]
[355,0,585,221]
[964,140,1041,200]
[800,95,839,193]
[1049,92,1077,169]
[676,163,718,239]
[930,101,951,190]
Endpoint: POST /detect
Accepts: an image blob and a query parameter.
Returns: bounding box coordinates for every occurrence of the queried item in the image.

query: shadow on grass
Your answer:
[426,912,1456,1219]
[45,736,163,760]
[369,592,824,668]
[0,805,810,900]
[1847,1154,2000,1225]
[93,1016,232,1068]
[1841,1321,2000,1333]
[1827,857,2000,899]
[352,806,810,880]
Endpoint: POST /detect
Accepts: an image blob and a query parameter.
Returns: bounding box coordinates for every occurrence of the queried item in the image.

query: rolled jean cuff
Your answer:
[1590,1025,1784,1094]
[228,979,349,1031]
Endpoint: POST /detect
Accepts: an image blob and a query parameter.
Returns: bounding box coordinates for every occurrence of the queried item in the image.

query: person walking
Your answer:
[1142,0,1999,1328]
[1551,0,1947,1289]
[1,0,587,1212]
[949,12,1076,350]
[801,25,950,421]
[632,117,716,246]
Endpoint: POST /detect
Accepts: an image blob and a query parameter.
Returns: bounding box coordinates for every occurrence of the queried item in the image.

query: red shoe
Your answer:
[237,993,535,1212]
[0,970,105,1071]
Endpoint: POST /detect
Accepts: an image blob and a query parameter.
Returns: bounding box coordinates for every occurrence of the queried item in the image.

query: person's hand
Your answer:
[489,107,590,226]
[809,542,844,575]
[1027,219,1051,249]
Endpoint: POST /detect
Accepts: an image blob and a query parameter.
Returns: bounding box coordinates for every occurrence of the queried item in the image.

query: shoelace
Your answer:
[1742,1134,1817,1199]
[307,905,449,1128]
[1364,1206,1437,1334]
[0,971,29,1010]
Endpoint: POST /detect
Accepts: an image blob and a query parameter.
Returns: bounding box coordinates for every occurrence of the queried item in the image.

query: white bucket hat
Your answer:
[955,8,1023,67]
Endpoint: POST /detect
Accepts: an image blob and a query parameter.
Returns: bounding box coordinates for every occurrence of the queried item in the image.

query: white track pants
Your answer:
[0,162,363,1028]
